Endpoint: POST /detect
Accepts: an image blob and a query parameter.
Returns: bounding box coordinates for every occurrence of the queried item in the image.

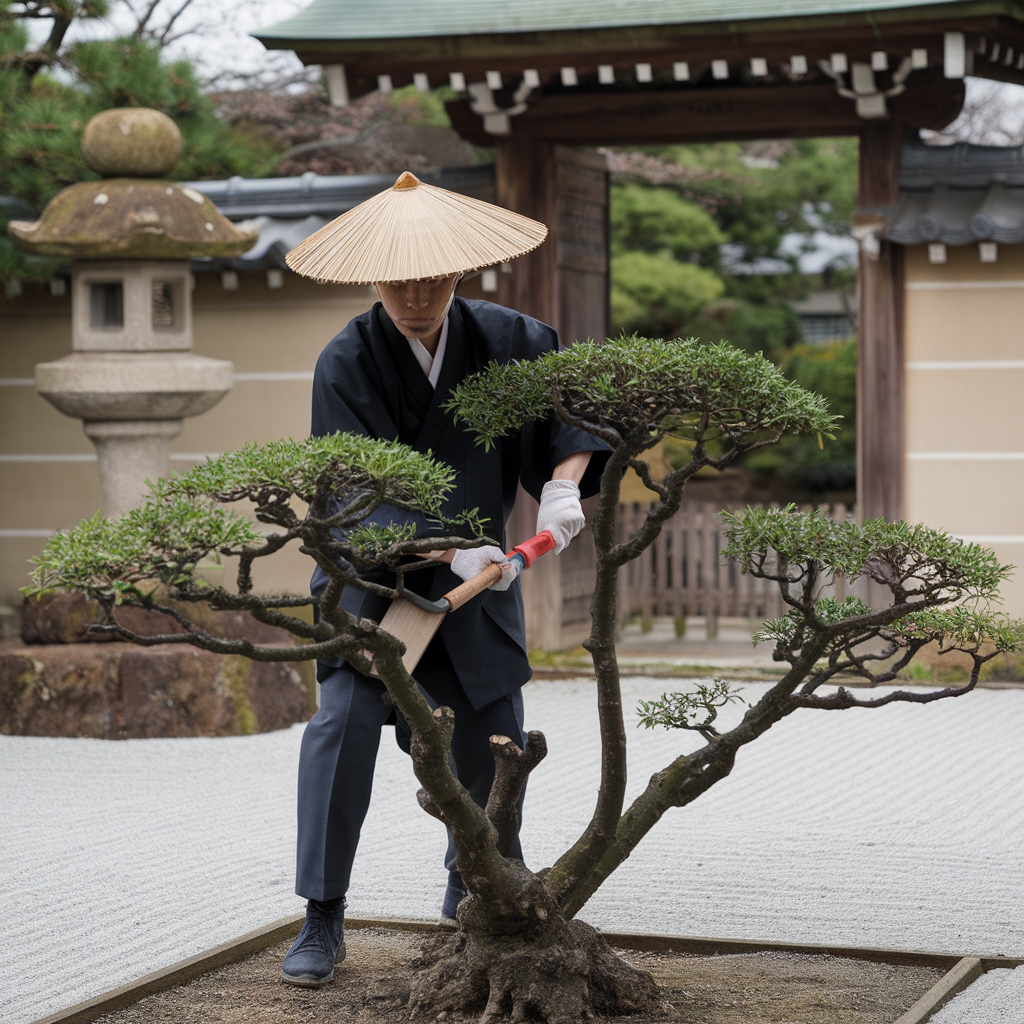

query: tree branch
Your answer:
[485,732,548,858]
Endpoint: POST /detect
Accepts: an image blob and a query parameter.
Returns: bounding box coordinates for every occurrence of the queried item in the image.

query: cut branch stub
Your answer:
[417,788,448,824]
[485,730,548,858]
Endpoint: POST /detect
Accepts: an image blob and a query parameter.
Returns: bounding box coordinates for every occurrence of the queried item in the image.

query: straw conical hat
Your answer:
[285,171,548,284]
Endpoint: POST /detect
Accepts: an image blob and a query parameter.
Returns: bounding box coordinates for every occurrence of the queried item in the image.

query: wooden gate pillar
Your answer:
[496,138,609,649]
[495,139,608,343]
[857,120,905,524]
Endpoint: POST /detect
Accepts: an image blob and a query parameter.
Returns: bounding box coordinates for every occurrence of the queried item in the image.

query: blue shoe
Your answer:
[441,881,467,923]
[281,898,346,987]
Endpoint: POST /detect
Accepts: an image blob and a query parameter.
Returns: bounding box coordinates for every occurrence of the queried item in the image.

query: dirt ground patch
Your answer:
[96,927,944,1023]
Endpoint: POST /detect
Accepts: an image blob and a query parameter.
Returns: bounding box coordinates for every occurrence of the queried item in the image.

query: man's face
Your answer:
[375,276,459,339]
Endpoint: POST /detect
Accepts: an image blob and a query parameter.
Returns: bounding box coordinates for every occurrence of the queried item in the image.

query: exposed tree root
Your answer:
[409,912,658,1023]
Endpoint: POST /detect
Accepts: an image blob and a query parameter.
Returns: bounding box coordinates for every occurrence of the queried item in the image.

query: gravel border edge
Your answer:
[28,916,1024,1024]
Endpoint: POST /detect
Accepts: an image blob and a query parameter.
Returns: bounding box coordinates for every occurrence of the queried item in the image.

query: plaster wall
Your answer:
[903,242,1024,615]
[0,270,376,605]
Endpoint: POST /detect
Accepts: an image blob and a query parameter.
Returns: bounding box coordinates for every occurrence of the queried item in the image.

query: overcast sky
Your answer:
[31,0,310,85]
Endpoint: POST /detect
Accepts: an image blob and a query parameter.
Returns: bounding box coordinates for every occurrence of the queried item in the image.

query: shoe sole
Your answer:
[281,968,334,987]
[280,941,346,988]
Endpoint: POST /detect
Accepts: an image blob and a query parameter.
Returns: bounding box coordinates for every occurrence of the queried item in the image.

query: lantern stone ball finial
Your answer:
[7,107,257,260]
[80,108,183,178]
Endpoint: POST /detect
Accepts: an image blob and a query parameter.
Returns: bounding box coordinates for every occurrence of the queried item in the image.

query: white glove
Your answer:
[450,545,520,592]
[536,479,585,555]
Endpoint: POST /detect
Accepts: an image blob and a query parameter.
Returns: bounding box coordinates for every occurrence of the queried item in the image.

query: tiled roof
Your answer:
[889,143,1024,246]
[185,166,494,221]
[257,0,976,42]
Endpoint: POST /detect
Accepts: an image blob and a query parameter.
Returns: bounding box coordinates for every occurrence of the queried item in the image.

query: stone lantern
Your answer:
[8,108,257,517]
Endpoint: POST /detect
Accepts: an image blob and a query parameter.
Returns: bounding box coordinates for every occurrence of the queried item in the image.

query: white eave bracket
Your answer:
[467,79,535,136]
[820,56,913,119]
[852,212,891,260]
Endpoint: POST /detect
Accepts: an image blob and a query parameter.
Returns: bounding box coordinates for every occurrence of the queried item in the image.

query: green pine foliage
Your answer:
[722,505,1010,601]
[27,433,482,603]
[1,30,270,209]
[638,507,1024,734]
[446,334,836,453]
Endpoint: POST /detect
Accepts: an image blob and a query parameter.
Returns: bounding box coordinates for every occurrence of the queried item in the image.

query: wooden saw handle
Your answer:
[442,532,556,612]
[443,561,504,611]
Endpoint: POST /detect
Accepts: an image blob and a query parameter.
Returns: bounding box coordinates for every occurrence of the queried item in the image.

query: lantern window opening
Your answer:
[151,281,180,330]
[90,282,124,329]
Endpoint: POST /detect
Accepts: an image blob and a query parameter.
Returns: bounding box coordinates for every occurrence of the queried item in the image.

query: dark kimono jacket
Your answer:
[310,296,606,709]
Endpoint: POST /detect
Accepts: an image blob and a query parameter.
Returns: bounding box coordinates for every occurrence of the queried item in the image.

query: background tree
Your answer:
[605,138,858,347]
[603,140,858,496]
[745,338,857,492]
[30,335,1020,1022]
[609,184,726,339]
[0,0,282,286]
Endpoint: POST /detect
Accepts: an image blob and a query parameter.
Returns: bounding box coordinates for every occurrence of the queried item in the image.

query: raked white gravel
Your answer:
[2,677,1023,1023]
[930,965,1024,1024]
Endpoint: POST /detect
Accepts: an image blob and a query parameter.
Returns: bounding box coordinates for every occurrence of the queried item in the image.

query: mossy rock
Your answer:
[980,652,1024,683]
[0,642,314,738]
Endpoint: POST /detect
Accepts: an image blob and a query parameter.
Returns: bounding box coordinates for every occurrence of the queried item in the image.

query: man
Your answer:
[279,172,607,986]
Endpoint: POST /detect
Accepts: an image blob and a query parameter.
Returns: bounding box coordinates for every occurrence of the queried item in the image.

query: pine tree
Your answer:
[0,0,272,286]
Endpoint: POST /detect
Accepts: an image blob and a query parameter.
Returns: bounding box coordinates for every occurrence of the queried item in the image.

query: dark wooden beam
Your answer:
[266,14,1024,97]
[857,119,905,525]
[494,142,609,340]
[496,143,609,649]
[495,137,558,326]
[447,74,963,147]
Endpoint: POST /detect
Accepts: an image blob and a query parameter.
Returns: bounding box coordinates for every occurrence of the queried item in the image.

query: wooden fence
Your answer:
[541,501,864,647]
[615,500,865,628]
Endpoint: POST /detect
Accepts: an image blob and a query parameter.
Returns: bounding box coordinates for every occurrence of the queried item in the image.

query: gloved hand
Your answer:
[536,478,585,554]
[450,545,520,591]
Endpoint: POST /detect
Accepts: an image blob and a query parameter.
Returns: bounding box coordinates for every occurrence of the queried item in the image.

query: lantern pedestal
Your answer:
[35,342,233,518]
[8,109,257,519]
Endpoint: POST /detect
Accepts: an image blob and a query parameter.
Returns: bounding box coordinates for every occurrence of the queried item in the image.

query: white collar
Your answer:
[407,316,449,389]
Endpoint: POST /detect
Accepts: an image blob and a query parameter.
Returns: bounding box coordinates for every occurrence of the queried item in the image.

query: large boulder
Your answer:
[0,643,315,739]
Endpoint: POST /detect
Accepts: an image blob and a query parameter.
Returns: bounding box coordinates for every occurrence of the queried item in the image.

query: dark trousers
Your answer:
[295,639,527,902]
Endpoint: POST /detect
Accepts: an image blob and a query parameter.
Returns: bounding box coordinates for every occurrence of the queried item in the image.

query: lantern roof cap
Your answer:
[7,108,257,260]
